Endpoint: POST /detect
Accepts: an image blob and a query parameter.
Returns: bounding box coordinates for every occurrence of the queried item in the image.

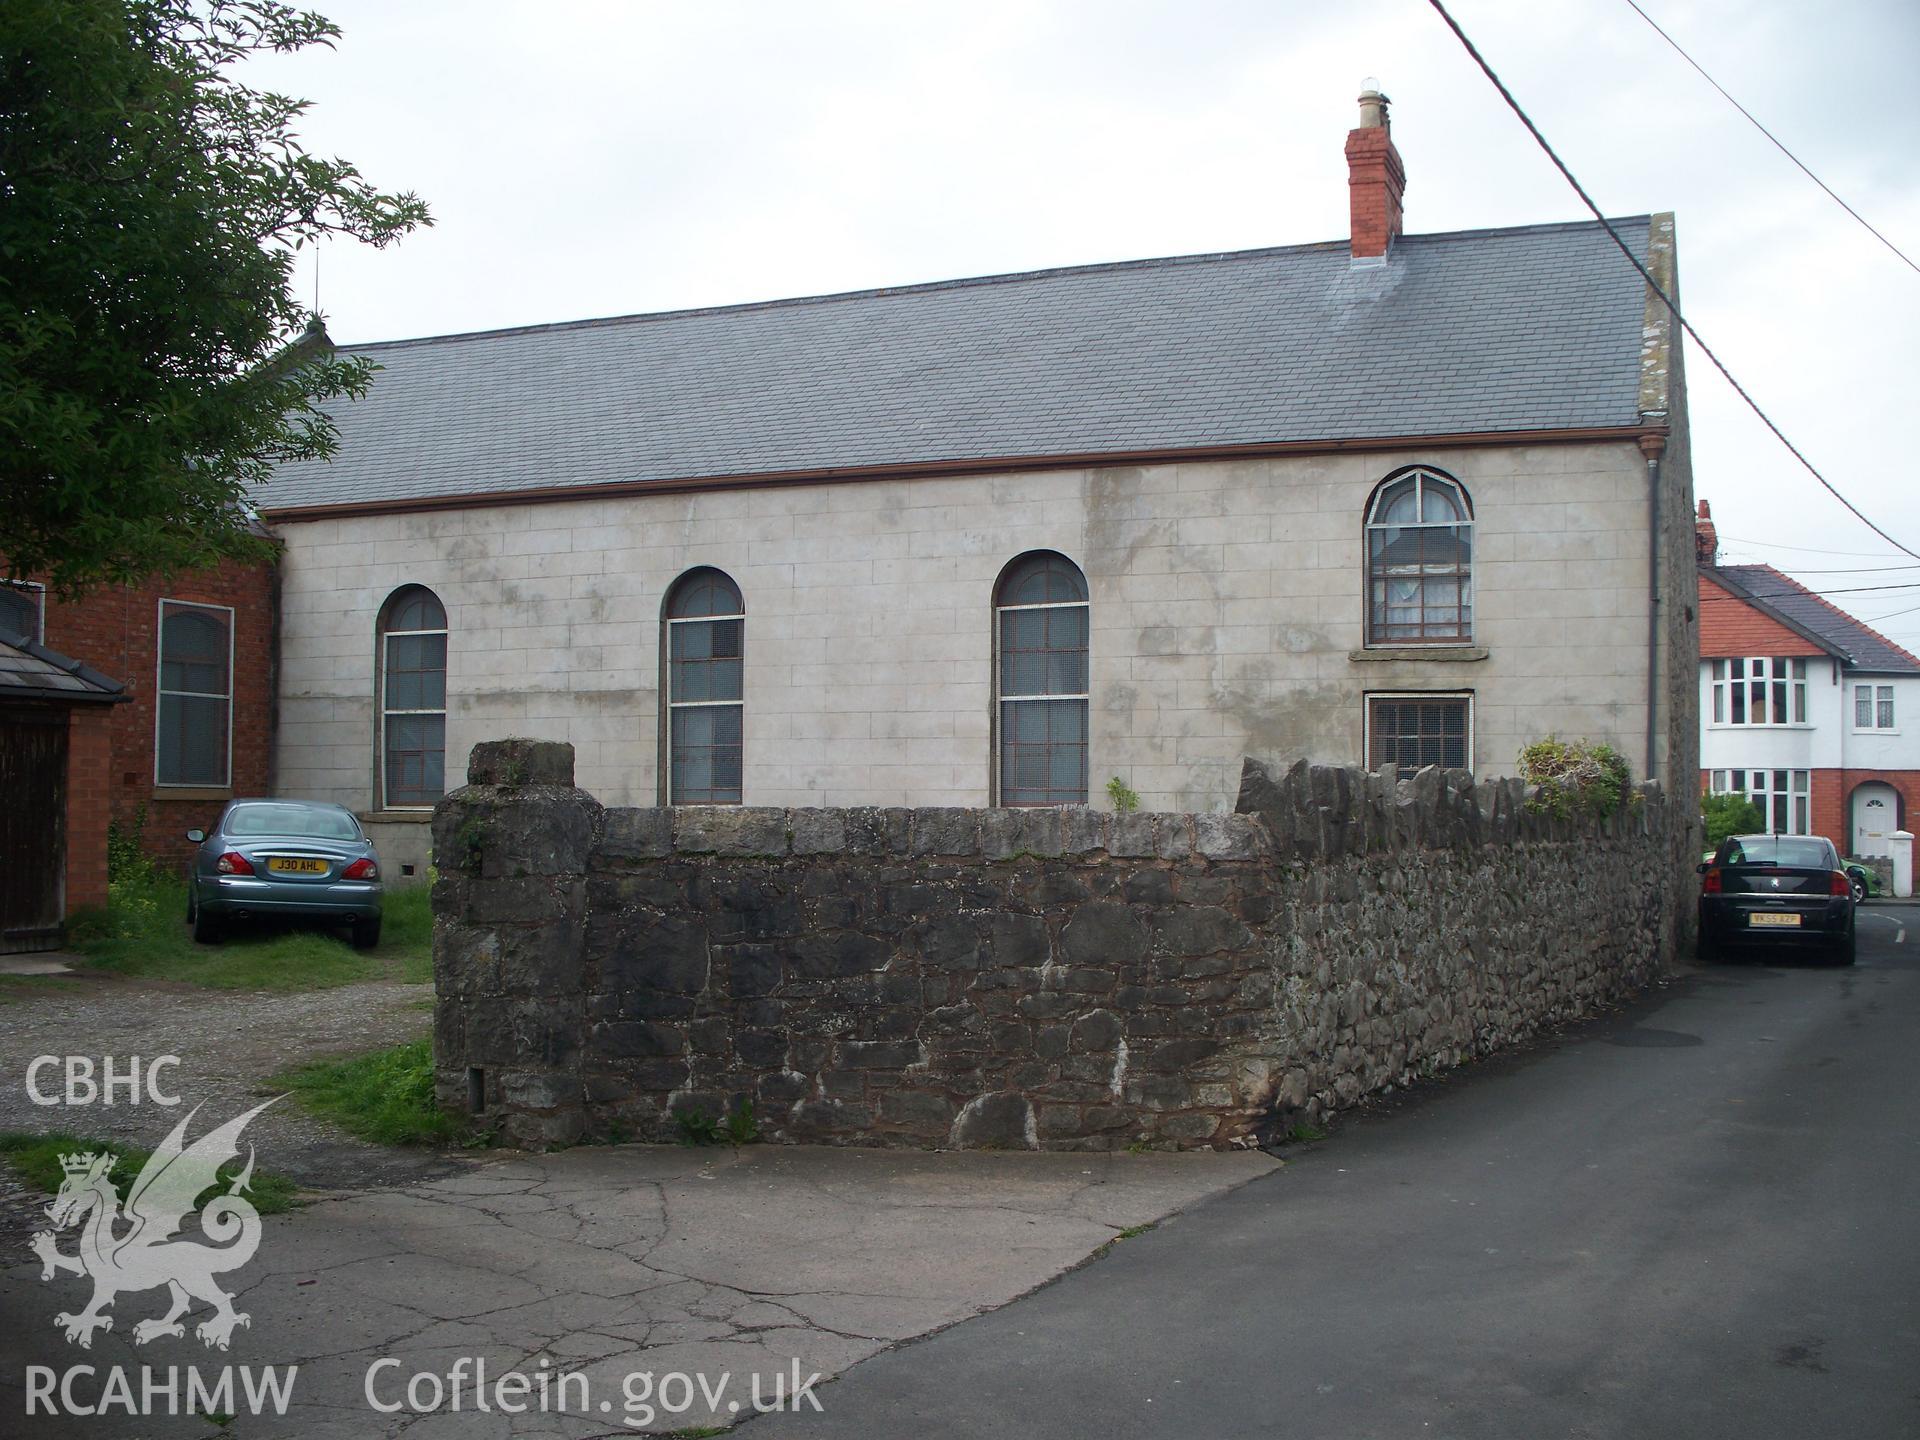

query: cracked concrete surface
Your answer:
[1,1144,1276,1436]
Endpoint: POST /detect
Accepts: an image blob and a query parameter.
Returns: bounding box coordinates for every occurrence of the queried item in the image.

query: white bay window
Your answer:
[1709,657,1807,726]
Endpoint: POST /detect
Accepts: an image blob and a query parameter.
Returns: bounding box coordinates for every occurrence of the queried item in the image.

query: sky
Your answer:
[244,0,1920,644]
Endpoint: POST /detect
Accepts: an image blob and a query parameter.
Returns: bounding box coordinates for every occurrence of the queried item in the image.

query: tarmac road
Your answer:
[754,906,1920,1440]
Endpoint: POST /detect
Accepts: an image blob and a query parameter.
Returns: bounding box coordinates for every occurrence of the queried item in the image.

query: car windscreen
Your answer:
[225,804,360,840]
[1721,837,1832,869]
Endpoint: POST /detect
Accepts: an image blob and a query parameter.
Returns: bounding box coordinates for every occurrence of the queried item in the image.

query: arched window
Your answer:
[0,581,43,643]
[156,601,232,786]
[664,569,744,805]
[378,586,447,808]
[995,552,1089,806]
[1365,468,1473,644]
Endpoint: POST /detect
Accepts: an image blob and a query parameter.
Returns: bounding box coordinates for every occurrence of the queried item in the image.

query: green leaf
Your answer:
[0,0,430,594]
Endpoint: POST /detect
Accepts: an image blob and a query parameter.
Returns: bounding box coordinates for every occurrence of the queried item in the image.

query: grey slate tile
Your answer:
[1712,566,1920,674]
[256,217,1658,511]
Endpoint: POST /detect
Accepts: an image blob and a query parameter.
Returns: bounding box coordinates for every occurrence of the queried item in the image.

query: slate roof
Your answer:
[0,633,127,703]
[255,216,1657,514]
[1709,565,1920,674]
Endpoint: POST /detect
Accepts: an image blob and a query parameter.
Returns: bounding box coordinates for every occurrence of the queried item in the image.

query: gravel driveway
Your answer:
[0,968,464,1250]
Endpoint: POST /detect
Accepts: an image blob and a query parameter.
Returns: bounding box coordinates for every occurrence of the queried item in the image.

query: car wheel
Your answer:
[351,916,382,951]
[1831,927,1857,967]
[1848,870,1868,904]
[192,903,225,945]
[1695,929,1719,962]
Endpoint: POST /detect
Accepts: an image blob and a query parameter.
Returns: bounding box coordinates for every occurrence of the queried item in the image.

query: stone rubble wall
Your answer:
[432,739,1672,1150]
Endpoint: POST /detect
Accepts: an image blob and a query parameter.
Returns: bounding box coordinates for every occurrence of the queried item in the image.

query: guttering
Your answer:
[258,423,1666,523]
[1633,212,1681,789]
[1640,432,1665,784]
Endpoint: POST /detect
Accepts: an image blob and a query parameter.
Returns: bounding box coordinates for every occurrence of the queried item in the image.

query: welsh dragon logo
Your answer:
[30,1097,280,1351]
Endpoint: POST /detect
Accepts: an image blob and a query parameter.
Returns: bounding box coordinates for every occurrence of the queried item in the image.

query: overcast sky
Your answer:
[246,0,1920,642]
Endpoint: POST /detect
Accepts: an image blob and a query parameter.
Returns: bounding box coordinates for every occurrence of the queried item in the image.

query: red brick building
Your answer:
[2,543,279,877]
[0,637,126,951]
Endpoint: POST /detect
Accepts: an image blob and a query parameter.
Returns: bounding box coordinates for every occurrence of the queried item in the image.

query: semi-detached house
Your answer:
[252,89,1702,883]
[1695,502,1919,859]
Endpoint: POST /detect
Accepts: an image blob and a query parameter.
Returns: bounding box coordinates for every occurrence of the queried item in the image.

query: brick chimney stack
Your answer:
[1695,498,1718,565]
[1346,79,1406,265]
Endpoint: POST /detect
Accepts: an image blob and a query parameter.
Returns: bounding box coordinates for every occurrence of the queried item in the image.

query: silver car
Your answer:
[186,800,384,948]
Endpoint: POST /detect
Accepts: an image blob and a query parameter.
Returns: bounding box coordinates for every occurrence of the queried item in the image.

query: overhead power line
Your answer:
[1623,0,1919,276]
[1860,600,1920,627]
[1424,0,1920,564]
[1698,581,1920,602]
[1717,534,1916,560]
[1713,560,1920,576]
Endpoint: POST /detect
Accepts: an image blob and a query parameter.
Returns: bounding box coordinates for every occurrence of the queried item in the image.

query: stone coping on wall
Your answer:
[460,737,1665,870]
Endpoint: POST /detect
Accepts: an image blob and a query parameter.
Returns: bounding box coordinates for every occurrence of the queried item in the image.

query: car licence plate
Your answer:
[267,857,328,874]
[1748,912,1801,928]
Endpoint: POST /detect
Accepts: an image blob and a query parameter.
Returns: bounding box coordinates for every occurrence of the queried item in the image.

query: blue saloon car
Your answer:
[186,800,384,948]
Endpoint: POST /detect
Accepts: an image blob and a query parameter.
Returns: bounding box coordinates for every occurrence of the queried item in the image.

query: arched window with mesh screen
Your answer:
[1365,467,1474,644]
[664,568,744,805]
[994,552,1089,807]
[378,586,447,808]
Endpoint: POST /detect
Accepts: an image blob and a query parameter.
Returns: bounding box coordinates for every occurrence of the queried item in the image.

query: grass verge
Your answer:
[0,976,86,1006]
[274,1039,465,1147]
[67,874,431,991]
[0,1131,298,1215]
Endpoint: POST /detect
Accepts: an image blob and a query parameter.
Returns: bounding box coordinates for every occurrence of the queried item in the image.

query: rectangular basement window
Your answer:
[1365,692,1472,779]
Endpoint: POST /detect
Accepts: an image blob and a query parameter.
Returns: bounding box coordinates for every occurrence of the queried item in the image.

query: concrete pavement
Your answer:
[0,1141,1274,1436]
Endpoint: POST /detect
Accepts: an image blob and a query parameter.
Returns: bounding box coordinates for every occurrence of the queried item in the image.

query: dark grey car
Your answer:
[186,800,383,948]
[1697,833,1854,965]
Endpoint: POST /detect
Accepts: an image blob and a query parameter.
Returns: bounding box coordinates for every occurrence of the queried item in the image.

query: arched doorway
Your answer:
[1850,781,1901,858]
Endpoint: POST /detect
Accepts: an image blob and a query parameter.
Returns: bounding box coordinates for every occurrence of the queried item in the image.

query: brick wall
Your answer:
[1705,766,1917,859]
[63,705,116,912]
[1344,125,1405,260]
[37,556,278,872]
[1810,769,1843,851]
[1814,768,1918,857]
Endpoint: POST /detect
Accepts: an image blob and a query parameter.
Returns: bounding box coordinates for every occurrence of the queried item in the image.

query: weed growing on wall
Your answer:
[86,807,166,940]
[455,819,487,870]
[1105,777,1142,814]
[106,806,155,885]
[1518,737,1638,821]
[676,1100,760,1147]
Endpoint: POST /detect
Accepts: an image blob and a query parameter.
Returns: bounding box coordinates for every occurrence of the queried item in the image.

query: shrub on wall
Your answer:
[1518,737,1637,820]
[106,806,154,886]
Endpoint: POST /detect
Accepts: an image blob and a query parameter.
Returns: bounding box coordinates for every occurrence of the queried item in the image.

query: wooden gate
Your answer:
[0,709,68,953]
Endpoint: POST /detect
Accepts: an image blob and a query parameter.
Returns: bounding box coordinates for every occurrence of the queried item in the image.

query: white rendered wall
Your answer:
[273,442,1658,841]
[1839,673,1919,771]
[1698,663,1920,775]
